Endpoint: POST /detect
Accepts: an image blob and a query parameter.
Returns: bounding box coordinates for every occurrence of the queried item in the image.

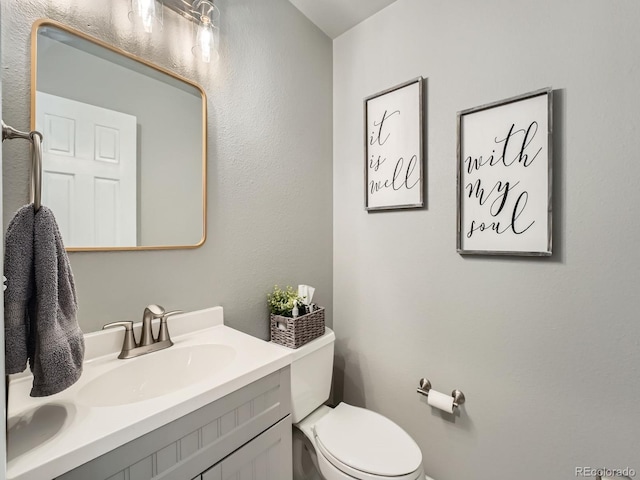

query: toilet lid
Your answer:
[313,403,422,477]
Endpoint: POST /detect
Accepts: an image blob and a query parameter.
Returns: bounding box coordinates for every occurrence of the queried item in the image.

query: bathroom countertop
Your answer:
[6,307,293,480]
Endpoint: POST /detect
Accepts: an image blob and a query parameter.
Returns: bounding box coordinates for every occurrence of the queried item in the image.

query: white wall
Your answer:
[333,1,640,479]
[2,0,333,336]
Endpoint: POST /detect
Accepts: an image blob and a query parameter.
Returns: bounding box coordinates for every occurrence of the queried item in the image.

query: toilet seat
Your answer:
[315,437,424,480]
[313,403,423,480]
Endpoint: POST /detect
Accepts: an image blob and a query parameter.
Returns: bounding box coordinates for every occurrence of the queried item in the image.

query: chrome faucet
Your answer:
[103,304,183,359]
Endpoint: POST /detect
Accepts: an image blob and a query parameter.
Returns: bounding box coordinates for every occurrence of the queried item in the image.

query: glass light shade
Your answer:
[194,22,219,63]
[130,0,163,33]
[191,1,220,64]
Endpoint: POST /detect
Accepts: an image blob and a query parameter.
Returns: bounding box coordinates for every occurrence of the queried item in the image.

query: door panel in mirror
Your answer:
[32,20,207,251]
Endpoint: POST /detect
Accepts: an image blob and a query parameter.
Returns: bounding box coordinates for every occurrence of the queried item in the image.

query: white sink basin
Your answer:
[78,344,236,407]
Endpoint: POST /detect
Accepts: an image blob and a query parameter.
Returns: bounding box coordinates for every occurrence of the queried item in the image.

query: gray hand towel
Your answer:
[4,205,35,374]
[31,206,84,396]
[4,204,85,397]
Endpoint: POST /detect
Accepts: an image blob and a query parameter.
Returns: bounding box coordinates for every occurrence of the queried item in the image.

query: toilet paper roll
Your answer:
[427,389,454,413]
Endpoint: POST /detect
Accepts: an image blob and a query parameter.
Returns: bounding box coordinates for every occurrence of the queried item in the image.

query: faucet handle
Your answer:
[157,310,184,344]
[103,321,137,359]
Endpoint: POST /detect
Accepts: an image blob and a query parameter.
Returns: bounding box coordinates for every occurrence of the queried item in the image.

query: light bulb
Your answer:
[198,22,214,63]
[137,0,156,33]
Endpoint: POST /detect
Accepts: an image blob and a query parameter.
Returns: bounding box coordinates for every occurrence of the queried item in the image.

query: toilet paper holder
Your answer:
[416,378,466,409]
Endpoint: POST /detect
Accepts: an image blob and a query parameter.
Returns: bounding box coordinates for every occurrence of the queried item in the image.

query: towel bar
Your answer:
[2,121,43,211]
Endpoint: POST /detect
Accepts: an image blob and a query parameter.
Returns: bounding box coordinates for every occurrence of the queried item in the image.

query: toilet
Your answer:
[287,327,428,480]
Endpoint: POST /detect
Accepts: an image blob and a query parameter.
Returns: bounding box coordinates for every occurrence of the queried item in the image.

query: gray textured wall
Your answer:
[2,0,333,336]
[333,0,640,479]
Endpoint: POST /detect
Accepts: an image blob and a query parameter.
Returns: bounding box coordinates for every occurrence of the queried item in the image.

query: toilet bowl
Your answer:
[285,328,428,480]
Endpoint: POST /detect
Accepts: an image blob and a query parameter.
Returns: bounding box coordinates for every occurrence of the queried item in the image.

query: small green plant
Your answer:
[267,285,302,317]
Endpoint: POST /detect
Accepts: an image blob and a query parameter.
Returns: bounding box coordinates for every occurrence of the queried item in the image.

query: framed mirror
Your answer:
[31,19,207,251]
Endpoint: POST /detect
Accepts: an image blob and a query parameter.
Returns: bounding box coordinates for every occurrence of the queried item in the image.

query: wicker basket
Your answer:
[270,307,325,349]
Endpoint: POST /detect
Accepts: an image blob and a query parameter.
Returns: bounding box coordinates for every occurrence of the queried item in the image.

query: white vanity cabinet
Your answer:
[56,367,292,480]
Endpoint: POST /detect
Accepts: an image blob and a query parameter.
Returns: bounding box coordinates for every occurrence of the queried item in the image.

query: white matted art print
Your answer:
[457,88,552,256]
[365,77,424,211]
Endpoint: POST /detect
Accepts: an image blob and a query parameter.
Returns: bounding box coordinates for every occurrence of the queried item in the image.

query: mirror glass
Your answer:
[33,21,207,251]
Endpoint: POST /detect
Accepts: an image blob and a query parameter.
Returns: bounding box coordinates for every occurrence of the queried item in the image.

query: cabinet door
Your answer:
[219,416,292,480]
[201,465,220,480]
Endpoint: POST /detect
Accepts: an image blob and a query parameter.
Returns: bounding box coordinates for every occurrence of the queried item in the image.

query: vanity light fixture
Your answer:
[191,0,220,64]
[130,0,220,64]
[130,0,164,33]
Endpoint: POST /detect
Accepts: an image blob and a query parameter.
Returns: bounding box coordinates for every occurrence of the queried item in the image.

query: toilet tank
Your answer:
[288,327,335,423]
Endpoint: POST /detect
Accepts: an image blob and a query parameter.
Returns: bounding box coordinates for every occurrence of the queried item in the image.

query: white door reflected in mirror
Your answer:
[38,92,138,248]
